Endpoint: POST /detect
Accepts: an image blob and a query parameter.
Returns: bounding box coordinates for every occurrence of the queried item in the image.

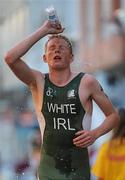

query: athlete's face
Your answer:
[43,38,73,70]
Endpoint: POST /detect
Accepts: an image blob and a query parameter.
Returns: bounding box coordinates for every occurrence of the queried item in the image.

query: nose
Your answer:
[55,49,60,53]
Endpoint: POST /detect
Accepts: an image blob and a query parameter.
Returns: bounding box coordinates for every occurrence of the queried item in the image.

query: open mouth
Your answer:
[54,55,61,60]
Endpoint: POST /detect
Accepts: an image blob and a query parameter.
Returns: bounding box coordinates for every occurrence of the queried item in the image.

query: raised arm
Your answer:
[4,20,64,87]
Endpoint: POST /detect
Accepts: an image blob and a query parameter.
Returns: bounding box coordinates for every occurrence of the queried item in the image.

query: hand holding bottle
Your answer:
[42,21,64,36]
[44,5,65,35]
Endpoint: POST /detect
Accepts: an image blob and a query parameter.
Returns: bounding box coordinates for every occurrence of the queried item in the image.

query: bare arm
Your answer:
[4,21,64,87]
[89,76,119,138]
[73,75,119,148]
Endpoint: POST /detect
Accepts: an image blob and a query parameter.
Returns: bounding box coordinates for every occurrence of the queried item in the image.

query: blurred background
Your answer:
[0,0,125,179]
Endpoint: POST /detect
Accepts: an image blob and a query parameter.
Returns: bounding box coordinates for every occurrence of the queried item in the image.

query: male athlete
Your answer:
[5,20,119,180]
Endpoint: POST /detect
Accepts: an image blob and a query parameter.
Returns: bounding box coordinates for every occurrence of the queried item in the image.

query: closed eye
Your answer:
[59,45,67,51]
[48,45,56,51]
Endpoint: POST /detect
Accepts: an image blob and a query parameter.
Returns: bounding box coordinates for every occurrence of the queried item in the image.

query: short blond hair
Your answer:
[45,35,73,54]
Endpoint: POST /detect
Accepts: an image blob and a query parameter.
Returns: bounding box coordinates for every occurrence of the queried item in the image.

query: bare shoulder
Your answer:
[30,69,45,90]
[32,69,44,80]
[81,73,99,88]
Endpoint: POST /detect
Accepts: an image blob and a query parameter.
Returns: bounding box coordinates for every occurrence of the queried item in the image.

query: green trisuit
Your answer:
[38,73,90,180]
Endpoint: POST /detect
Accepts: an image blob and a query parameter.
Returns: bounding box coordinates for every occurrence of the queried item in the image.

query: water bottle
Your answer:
[46,5,59,23]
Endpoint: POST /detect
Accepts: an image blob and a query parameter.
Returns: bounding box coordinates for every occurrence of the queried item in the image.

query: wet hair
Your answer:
[45,35,73,54]
[112,107,125,139]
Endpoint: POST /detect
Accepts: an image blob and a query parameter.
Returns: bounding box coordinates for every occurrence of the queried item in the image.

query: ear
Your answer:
[43,54,47,63]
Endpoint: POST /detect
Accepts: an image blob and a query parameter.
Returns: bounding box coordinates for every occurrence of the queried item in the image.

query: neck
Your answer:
[49,68,73,86]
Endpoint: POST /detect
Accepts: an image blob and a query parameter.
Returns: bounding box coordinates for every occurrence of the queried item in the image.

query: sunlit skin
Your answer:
[43,38,73,71]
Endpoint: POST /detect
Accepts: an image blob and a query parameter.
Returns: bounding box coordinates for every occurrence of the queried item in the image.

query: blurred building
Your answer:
[0,0,29,92]
[77,0,125,73]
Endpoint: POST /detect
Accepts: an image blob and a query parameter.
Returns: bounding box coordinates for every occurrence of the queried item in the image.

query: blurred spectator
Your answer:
[0,106,40,179]
[29,128,41,177]
[91,108,125,180]
[14,110,40,179]
[0,107,23,179]
[15,128,41,180]
[15,110,37,157]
